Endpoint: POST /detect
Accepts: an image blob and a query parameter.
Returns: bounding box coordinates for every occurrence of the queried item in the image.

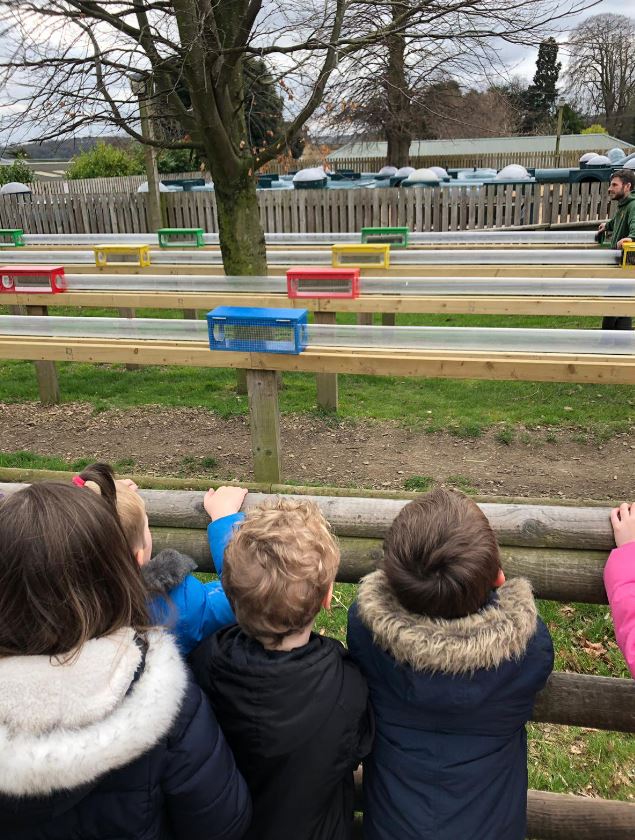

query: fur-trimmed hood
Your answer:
[0,628,187,799]
[356,571,538,676]
[141,548,197,593]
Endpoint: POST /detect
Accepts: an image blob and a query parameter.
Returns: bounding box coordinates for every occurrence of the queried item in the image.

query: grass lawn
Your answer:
[0,308,634,434]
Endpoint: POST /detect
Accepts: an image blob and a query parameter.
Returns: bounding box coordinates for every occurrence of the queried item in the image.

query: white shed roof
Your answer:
[327,134,632,160]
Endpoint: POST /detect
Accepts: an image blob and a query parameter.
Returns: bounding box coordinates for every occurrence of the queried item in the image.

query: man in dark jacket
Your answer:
[347,489,554,840]
[598,169,635,329]
[190,490,373,840]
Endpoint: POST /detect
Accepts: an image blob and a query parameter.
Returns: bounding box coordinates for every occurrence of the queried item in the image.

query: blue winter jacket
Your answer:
[347,572,554,840]
[144,514,244,655]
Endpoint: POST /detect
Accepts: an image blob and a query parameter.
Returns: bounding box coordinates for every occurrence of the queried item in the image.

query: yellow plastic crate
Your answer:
[331,243,390,269]
[94,244,152,268]
[622,242,635,268]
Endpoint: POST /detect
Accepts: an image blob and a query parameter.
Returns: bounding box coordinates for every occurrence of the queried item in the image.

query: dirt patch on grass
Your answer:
[2,402,634,500]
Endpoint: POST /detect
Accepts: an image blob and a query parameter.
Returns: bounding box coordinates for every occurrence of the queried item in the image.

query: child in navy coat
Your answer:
[347,488,554,840]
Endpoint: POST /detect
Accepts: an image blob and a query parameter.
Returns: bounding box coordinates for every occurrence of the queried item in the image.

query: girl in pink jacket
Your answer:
[605,502,635,677]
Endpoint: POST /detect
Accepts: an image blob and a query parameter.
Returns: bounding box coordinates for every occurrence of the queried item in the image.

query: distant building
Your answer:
[327,134,632,162]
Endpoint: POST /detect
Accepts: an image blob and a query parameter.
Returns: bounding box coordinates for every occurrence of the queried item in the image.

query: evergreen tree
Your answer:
[522,38,562,132]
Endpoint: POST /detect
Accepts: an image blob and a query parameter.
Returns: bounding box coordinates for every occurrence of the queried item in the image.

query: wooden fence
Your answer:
[0,182,612,235]
[29,171,209,196]
[0,477,633,838]
[262,148,635,174]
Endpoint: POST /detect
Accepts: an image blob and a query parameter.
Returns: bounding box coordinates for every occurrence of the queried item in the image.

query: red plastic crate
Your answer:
[0,265,66,294]
[286,267,360,299]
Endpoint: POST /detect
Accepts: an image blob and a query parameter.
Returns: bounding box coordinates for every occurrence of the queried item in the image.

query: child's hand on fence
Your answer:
[204,486,248,521]
[610,502,635,547]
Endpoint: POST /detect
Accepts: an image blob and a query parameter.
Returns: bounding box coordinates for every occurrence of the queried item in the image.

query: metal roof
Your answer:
[327,134,632,160]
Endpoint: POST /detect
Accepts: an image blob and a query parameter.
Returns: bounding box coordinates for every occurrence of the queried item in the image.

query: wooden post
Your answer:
[315,311,338,411]
[381,313,396,326]
[118,307,141,371]
[246,369,281,483]
[183,309,197,320]
[357,313,373,325]
[25,305,60,405]
[236,369,248,395]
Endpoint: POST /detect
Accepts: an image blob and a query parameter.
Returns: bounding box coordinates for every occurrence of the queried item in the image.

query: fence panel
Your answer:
[0,181,611,235]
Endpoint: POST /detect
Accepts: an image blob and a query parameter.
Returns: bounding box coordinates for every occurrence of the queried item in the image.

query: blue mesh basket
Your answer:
[207,306,308,354]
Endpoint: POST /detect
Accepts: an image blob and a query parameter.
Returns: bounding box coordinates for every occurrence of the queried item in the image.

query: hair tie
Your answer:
[72,476,85,487]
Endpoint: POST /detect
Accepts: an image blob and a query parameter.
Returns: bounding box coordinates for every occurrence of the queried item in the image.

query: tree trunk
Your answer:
[208,159,267,276]
[384,1,412,167]
[386,131,411,167]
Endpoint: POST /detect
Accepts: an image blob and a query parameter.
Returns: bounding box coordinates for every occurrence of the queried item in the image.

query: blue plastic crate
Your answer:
[207,306,308,354]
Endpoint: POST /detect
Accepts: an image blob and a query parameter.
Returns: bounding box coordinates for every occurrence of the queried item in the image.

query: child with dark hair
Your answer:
[76,463,238,654]
[347,488,554,840]
[0,478,251,840]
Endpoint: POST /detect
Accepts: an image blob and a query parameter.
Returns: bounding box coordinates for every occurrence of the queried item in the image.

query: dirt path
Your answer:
[2,402,634,500]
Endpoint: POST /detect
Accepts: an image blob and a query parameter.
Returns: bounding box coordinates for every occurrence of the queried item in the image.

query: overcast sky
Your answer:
[503,0,635,81]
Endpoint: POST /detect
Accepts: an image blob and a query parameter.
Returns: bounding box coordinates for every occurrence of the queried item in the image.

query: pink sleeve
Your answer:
[604,542,635,678]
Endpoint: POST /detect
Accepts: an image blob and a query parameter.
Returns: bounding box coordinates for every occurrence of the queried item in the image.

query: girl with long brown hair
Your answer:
[0,478,251,840]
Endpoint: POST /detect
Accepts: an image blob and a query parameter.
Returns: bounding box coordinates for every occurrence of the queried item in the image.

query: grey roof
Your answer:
[327,134,632,160]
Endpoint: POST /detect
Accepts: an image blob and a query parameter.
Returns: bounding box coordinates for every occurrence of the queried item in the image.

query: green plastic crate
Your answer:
[0,228,25,247]
[157,227,205,248]
[361,226,409,248]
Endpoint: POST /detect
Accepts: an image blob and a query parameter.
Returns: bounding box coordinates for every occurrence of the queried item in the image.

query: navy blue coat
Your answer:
[0,629,251,840]
[347,573,554,840]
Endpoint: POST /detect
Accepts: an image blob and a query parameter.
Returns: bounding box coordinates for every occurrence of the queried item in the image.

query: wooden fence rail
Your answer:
[262,148,635,174]
[0,182,612,234]
[0,478,633,838]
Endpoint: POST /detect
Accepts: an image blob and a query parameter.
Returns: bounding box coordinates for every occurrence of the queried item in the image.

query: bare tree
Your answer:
[565,14,635,139]
[0,0,476,274]
[327,0,593,164]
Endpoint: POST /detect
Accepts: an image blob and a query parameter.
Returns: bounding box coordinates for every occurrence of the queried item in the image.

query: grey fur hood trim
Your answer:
[356,571,537,675]
[0,629,187,797]
[141,549,197,592]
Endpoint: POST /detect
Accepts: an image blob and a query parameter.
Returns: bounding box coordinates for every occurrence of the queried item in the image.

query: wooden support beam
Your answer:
[246,369,281,484]
[357,313,374,325]
[381,313,396,326]
[526,790,635,839]
[314,311,338,411]
[6,289,635,318]
[117,307,140,371]
[352,778,635,839]
[146,527,609,603]
[54,263,630,280]
[10,487,606,551]
[24,306,60,405]
[3,335,633,387]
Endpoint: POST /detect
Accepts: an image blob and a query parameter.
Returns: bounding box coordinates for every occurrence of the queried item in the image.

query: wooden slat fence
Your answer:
[262,148,635,174]
[0,182,612,235]
[29,171,210,196]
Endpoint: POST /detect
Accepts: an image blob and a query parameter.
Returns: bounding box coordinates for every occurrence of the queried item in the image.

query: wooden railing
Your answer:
[0,182,613,235]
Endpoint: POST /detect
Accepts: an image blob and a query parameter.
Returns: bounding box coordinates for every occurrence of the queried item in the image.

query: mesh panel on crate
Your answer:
[0,265,65,293]
[332,244,390,269]
[207,306,308,354]
[157,228,205,248]
[94,245,151,267]
[287,267,359,299]
[0,229,24,247]
[622,244,635,267]
[361,227,409,247]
